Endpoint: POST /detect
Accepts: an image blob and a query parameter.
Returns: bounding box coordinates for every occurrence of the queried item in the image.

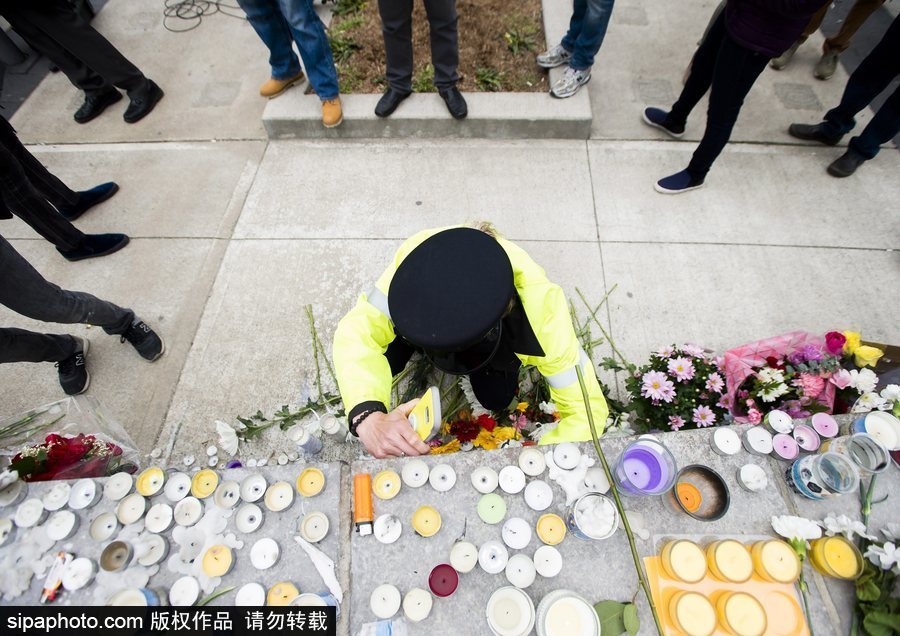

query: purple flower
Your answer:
[705,372,725,394]
[668,416,685,431]
[692,405,716,427]
[667,357,696,382]
[641,371,676,403]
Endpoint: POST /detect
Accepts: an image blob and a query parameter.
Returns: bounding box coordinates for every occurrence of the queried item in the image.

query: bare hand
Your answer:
[357,399,431,459]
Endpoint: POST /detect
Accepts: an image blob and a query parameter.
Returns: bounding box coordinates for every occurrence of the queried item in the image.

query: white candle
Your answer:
[240,474,267,502]
[145,503,174,533]
[401,459,430,488]
[103,472,133,501]
[116,493,147,525]
[537,590,600,636]
[264,481,294,512]
[505,554,536,589]
[742,427,774,455]
[250,537,280,570]
[136,534,168,566]
[403,587,433,622]
[61,557,95,591]
[373,514,402,545]
[534,545,563,578]
[46,510,78,541]
[369,584,401,619]
[479,540,509,574]
[450,541,478,573]
[553,442,581,470]
[235,503,264,534]
[518,447,546,476]
[235,582,267,606]
[523,480,553,511]
[0,517,14,547]
[429,464,457,492]
[300,511,330,543]
[737,464,768,492]
[862,412,900,451]
[68,479,99,510]
[174,496,202,526]
[486,586,535,636]
[0,480,25,507]
[213,481,241,509]
[42,482,71,511]
[766,410,794,434]
[169,576,200,607]
[89,511,118,542]
[712,428,742,456]
[502,517,532,550]
[498,466,526,494]
[471,466,499,494]
[164,472,191,502]
[14,498,46,528]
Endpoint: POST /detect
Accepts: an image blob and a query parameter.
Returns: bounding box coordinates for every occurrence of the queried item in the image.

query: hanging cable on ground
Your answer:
[162,0,245,33]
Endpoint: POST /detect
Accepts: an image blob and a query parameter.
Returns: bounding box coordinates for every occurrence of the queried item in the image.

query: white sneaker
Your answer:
[536,44,572,69]
[550,66,591,99]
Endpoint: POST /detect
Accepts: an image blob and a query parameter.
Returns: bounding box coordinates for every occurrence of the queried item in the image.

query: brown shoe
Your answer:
[259,72,305,98]
[322,97,343,128]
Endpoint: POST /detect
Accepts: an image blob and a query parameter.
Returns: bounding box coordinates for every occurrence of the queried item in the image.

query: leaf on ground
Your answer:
[623,603,640,636]
[594,600,627,636]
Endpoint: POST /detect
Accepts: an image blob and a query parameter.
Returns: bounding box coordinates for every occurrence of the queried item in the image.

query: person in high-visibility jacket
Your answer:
[333,225,609,458]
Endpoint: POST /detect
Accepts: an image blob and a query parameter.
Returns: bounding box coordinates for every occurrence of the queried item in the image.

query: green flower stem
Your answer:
[305,305,325,403]
[798,568,816,636]
[576,287,633,371]
[576,365,663,636]
[196,586,235,606]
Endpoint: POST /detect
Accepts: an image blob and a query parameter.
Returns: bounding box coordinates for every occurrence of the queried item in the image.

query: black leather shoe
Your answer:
[439,87,467,119]
[124,80,164,123]
[57,233,130,262]
[788,122,841,146]
[827,149,867,178]
[375,88,411,118]
[74,90,122,124]
[58,182,120,221]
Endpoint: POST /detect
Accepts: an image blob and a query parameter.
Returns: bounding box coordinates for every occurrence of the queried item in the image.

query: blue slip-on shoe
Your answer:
[642,107,685,138]
[654,169,705,194]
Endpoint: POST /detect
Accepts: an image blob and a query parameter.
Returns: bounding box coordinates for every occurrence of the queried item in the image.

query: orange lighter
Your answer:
[353,473,374,536]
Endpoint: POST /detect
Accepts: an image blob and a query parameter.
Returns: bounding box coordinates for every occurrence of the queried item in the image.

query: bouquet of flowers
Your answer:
[9,433,128,482]
[624,344,729,433]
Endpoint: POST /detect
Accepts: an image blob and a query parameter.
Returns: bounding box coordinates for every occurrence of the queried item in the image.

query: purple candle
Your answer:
[428,563,459,597]
[615,439,676,495]
[772,433,800,460]
[793,424,821,452]
[811,413,839,439]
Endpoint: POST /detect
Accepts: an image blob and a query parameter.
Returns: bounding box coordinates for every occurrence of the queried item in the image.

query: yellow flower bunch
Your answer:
[430,439,461,455]
[843,331,884,368]
[473,426,520,451]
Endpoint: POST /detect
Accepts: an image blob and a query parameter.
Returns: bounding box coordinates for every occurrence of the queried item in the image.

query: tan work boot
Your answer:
[322,97,343,128]
[259,71,305,98]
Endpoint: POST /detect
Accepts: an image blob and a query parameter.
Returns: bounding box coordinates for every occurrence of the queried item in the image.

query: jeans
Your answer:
[236,0,339,100]
[667,11,769,180]
[561,0,615,70]
[377,0,459,91]
[0,235,133,363]
[821,15,899,159]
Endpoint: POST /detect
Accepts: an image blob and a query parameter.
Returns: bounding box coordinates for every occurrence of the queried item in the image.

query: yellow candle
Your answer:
[809,536,863,580]
[296,468,325,497]
[412,506,441,537]
[751,540,800,583]
[707,540,753,583]
[191,469,219,499]
[267,582,300,606]
[201,545,233,577]
[373,470,401,500]
[136,467,165,497]
[535,514,567,546]
[661,540,707,583]
[669,591,716,636]
[716,592,767,636]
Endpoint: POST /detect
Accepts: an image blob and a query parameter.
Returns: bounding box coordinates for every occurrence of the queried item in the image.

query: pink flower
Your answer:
[659,384,677,403]
[641,371,676,403]
[656,345,675,358]
[692,405,716,427]
[717,394,732,410]
[830,369,852,390]
[715,356,725,369]
[825,331,847,356]
[705,372,725,394]
[680,344,706,358]
[747,409,762,424]
[793,373,826,399]
[667,357,696,382]
[668,416,685,431]
[508,413,527,432]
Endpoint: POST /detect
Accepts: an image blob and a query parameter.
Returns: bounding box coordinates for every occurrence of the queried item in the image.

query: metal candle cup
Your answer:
[820,433,890,473]
[614,438,677,496]
[565,492,618,541]
[764,410,794,434]
[790,452,860,500]
[711,428,741,456]
[100,541,133,572]
[742,426,774,456]
[428,563,459,597]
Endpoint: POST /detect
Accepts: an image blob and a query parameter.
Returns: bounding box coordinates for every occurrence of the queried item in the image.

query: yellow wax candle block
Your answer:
[296,468,326,497]
[201,545,233,577]
[267,582,300,606]
[669,591,716,636]
[661,540,707,583]
[373,470,401,500]
[707,539,753,583]
[412,506,441,537]
[535,514,567,546]
[716,592,767,636]
[191,469,219,499]
[751,540,800,583]
[136,467,165,497]
[810,536,863,580]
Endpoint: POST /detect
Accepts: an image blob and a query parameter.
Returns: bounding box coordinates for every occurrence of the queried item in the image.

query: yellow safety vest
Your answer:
[333,227,608,444]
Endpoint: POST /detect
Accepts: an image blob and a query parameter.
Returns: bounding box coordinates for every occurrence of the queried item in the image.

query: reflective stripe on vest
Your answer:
[367,287,392,321]
[544,349,591,389]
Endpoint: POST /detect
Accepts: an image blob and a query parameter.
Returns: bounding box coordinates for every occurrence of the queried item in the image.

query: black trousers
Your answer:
[376,0,459,91]
[668,11,769,180]
[0,234,133,364]
[0,0,148,96]
[0,117,85,251]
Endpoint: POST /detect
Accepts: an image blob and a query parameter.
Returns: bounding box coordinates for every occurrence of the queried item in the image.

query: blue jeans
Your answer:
[560,0,615,70]
[236,0,339,100]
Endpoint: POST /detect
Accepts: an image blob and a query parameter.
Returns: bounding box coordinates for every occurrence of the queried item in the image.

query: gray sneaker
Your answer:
[550,66,591,99]
[771,41,800,70]
[536,44,571,69]
[814,50,840,80]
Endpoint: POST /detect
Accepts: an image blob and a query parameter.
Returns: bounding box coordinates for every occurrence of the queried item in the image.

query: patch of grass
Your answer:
[329,34,362,64]
[338,66,366,93]
[412,63,436,92]
[503,14,538,55]
[332,0,367,16]
[475,66,504,91]
[332,15,365,34]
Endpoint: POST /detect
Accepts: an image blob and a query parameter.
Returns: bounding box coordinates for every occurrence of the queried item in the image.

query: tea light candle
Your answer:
[533,545,562,578]
[498,466,526,494]
[250,537,280,569]
[213,480,241,509]
[136,534,168,566]
[477,493,507,525]
[450,541,478,573]
[169,576,200,607]
[553,442,581,470]
[736,464,768,492]
[165,472,191,502]
[535,514,566,546]
[792,424,820,452]
[583,467,610,494]
[401,459,429,488]
[235,582,267,606]
[403,587,433,622]
[706,539,753,583]
[412,505,441,537]
[202,545,234,577]
[0,480,25,507]
[14,498,46,528]
[660,540,707,583]
[668,591,716,636]
[46,510,78,541]
[191,469,218,499]
[523,480,553,511]
[116,493,146,525]
[235,503,264,533]
[296,468,325,497]
[502,517,532,550]
[89,511,118,541]
[370,584,402,620]
[857,412,900,450]
[518,447,546,476]
[429,563,459,597]
[429,464,457,492]
[373,470,402,500]
[479,540,509,574]
[300,511,330,543]
[742,427,774,456]
[373,514,401,544]
[772,433,800,460]
[765,410,794,434]
[504,554,536,589]
[68,479,99,510]
[711,427,741,456]
[136,467,165,496]
[144,503,173,533]
[61,557,95,591]
[811,412,839,438]
[809,535,863,579]
[471,466,499,494]
[264,481,294,512]
[267,582,300,606]
[42,482,71,511]
[174,496,203,526]
[486,586,535,636]
[716,592,767,636]
[675,482,703,513]
[104,472,133,501]
[100,541,133,572]
[751,540,800,583]
[0,518,13,547]
[240,474,267,502]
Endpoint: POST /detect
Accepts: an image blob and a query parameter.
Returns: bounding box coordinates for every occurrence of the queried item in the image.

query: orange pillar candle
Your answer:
[668,591,716,636]
[661,540,707,583]
[706,540,753,583]
[809,536,864,579]
[750,540,800,583]
[715,592,767,636]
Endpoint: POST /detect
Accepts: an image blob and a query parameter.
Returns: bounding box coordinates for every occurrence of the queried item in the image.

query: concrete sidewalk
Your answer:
[0,0,897,462]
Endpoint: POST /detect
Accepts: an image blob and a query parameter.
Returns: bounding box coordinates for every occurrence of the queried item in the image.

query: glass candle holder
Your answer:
[790,452,860,500]
[614,438,677,496]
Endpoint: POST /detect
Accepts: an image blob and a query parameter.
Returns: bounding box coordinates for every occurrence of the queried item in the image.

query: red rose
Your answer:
[825,331,846,356]
[765,356,785,370]
[450,419,480,443]
[476,414,497,432]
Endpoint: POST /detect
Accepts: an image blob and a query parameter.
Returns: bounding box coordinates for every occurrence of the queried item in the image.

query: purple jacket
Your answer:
[725,0,829,57]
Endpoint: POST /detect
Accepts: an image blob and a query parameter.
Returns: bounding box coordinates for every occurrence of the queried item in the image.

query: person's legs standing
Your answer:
[378,0,415,93]
[236,0,304,82]
[422,0,459,91]
[560,0,588,54]
[275,0,339,99]
[0,327,77,364]
[824,0,885,53]
[848,85,900,159]
[0,117,78,211]
[567,0,615,71]
[666,10,728,130]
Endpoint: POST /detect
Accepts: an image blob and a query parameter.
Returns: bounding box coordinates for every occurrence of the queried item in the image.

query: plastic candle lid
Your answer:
[373,470,402,500]
[412,505,442,537]
[136,467,166,496]
[535,514,566,546]
[401,459,429,488]
[267,582,299,606]
[670,591,716,636]
[370,584,401,619]
[191,469,219,499]
[478,493,507,525]
[296,468,325,497]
